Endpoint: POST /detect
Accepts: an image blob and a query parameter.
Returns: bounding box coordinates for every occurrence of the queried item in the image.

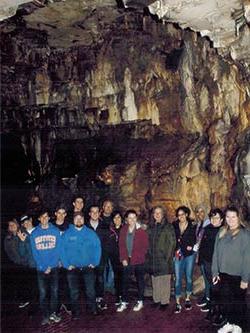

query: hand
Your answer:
[122,260,128,266]
[88,264,94,269]
[186,246,193,251]
[45,267,51,274]
[212,276,220,285]
[17,230,27,242]
[240,281,248,289]
[68,265,75,271]
[193,243,199,252]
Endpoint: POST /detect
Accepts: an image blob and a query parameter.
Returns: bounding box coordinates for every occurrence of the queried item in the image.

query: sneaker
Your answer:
[217,322,233,333]
[133,301,143,312]
[231,325,242,333]
[205,310,215,322]
[116,302,127,312]
[18,301,30,308]
[174,303,182,314]
[97,298,107,310]
[60,303,72,315]
[41,317,50,326]
[49,312,61,323]
[185,300,192,311]
[196,296,207,307]
[115,296,122,306]
[213,314,227,327]
[200,303,210,312]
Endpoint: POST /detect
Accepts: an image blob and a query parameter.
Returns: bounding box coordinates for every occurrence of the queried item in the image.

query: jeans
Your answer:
[67,267,96,315]
[57,267,70,313]
[121,264,145,302]
[37,268,59,318]
[174,254,195,298]
[109,253,123,298]
[200,263,210,299]
[94,252,107,298]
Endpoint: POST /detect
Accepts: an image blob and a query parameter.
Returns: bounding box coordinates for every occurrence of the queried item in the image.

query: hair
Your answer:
[111,210,122,219]
[209,208,224,219]
[150,206,168,225]
[102,199,113,207]
[219,206,246,238]
[175,206,191,218]
[38,208,50,218]
[124,209,137,219]
[89,205,100,212]
[72,194,85,203]
[55,204,67,212]
[73,212,84,219]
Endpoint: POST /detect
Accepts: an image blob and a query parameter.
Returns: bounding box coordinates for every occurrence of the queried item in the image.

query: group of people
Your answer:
[3,195,250,333]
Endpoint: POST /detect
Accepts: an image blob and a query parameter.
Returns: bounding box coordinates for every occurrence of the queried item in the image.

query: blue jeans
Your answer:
[174,254,195,298]
[37,268,59,318]
[67,267,96,315]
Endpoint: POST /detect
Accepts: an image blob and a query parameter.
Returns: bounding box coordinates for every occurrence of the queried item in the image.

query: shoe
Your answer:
[231,325,242,333]
[205,310,215,322]
[18,301,30,308]
[133,301,143,312]
[97,298,107,310]
[116,302,127,312]
[115,296,122,306]
[200,303,210,312]
[217,322,233,333]
[196,296,207,307]
[185,300,192,311]
[151,302,160,308]
[174,303,182,314]
[60,303,72,315]
[41,317,50,326]
[160,304,169,311]
[212,314,227,327]
[72,314,80,320]
[49,312,61,323]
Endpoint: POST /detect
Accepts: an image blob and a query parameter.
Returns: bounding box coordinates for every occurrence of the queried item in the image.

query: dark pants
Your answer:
[216,273,247,327]
[37,268,59,318]
[67,267,96,315]
[121,264,145,302]
[94,252,108,298]
[57,267,70,312]
[109,252,123,298]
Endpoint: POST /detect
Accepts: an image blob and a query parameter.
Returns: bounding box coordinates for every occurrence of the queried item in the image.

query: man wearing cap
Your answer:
[61,212,101,319]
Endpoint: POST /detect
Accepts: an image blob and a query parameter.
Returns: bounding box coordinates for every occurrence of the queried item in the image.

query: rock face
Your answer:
[1,4,249,220]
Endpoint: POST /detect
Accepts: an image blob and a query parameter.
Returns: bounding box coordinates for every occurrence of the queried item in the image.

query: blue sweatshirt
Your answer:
[61,224,101,269]
[30,223,61,272]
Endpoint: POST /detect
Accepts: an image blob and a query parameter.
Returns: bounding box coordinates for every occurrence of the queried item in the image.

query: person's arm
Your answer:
[240,232,250,288]
[91,232,102,267]
[211,232,220,279]
[166,225,176,260]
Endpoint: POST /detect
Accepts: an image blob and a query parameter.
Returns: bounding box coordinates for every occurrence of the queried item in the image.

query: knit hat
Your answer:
[20,215,31,224]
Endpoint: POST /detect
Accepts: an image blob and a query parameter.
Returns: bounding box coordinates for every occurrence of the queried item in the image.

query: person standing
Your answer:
[147,206,176,310]
[61,212,101,319]
[212,206,250,332]
[30,209,61,325]
[173,206,196,313]
[117,210,149,312]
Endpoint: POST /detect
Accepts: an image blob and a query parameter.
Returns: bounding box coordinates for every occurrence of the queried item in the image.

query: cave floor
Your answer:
[3,293,250,333]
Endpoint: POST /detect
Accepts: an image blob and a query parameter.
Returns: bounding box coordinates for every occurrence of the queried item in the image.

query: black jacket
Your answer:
[173,221,196,257]
[198,224,220,264]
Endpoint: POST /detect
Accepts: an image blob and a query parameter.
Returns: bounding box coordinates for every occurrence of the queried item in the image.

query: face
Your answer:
[126,213,137,228]
[8,221,18,234]
[226,211,239,230]
[210,213,223,227]
[55,209,67,223]
[39,212,49,227]
[22,218,33,230]
[177,209,187,223]
[74,214,84,227]
[113,214,122,227]
[103,201,113,216]
[89,207,100,222]
[73,198,84,212]
[154,208,163,223]
[196,208,205,222]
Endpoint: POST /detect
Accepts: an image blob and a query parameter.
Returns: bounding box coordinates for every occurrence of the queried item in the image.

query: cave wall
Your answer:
[1,8,249,219]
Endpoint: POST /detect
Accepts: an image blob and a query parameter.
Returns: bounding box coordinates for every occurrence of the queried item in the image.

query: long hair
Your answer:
[219,206,246,238]
[150,206,168,226]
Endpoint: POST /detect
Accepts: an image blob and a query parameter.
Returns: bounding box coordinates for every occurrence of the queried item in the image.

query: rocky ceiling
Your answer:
[1,0,250,76]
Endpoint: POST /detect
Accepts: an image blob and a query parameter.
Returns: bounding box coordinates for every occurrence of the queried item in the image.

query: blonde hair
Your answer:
[219,206,247,239]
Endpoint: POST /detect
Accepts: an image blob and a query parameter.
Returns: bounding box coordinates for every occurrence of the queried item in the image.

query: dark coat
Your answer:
[119,224,149,265]
[198,224,220,264]
[146,221,176,276]
[173,220,196,257]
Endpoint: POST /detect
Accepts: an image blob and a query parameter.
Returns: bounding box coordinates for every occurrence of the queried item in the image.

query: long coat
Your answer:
[146,221,176,276]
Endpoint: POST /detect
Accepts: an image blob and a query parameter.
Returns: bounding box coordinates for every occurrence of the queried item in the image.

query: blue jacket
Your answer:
[18,231,36,268]
[61,224,101,269]
[30,223,61,272]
